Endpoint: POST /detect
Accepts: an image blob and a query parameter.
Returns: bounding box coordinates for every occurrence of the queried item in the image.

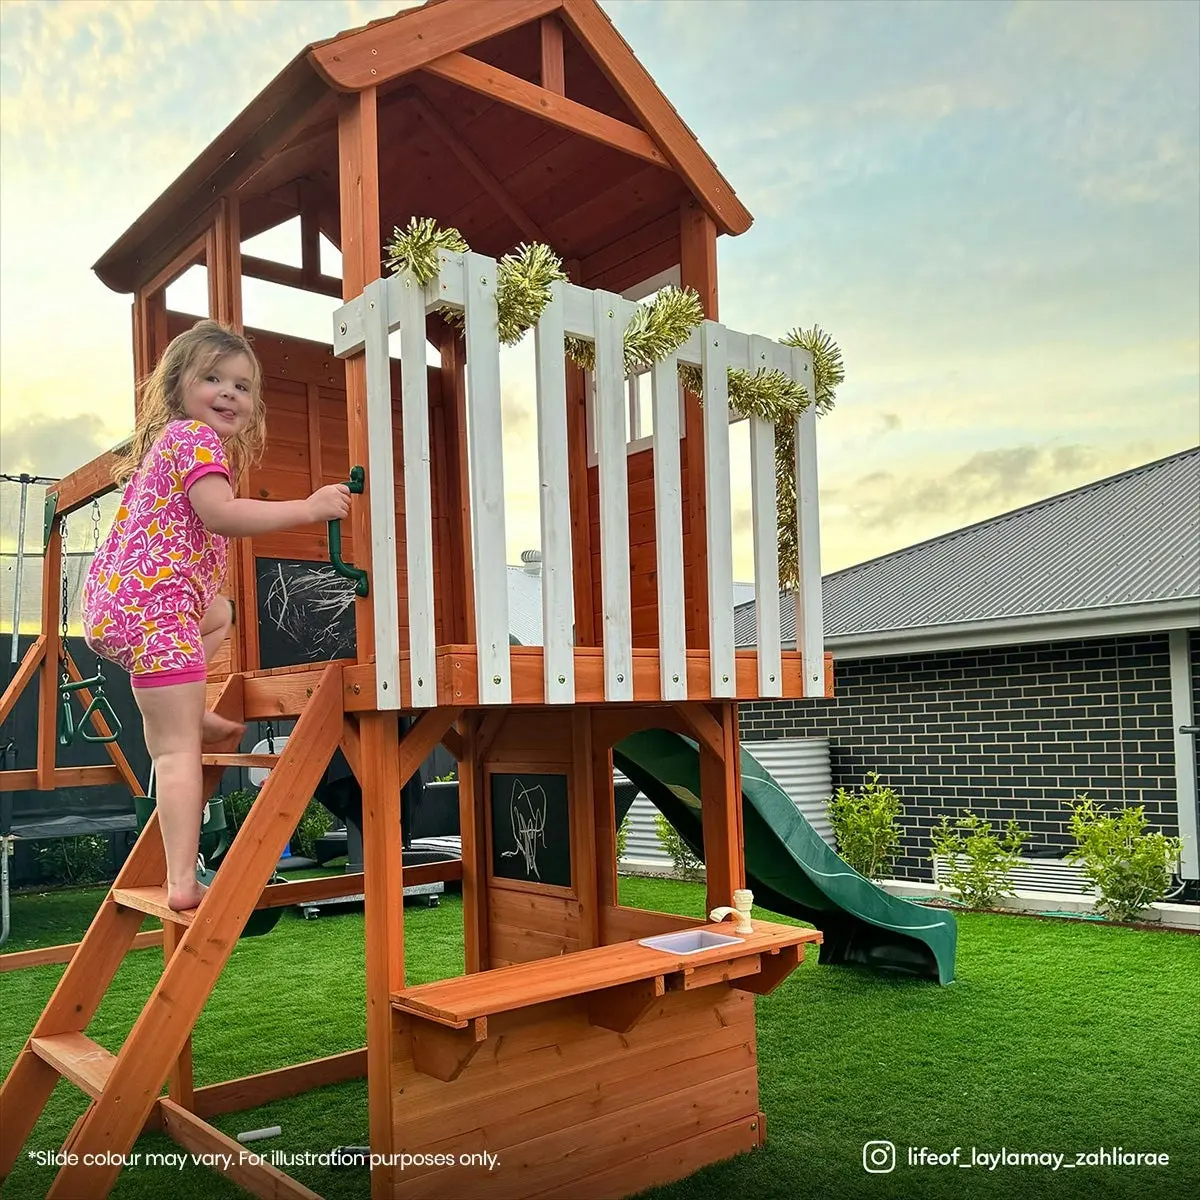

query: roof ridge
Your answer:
[827,445,1200,581]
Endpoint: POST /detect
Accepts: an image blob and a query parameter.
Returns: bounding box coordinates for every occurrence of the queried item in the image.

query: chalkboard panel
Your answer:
[256,558,358,669]
[490,772,571,888]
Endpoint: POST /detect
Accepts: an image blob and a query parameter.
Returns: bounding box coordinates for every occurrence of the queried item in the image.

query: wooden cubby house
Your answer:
[0,1,833,1196]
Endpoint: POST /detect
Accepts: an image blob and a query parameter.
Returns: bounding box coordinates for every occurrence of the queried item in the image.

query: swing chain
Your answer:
[58,515,70,648]
[265,721,276,755]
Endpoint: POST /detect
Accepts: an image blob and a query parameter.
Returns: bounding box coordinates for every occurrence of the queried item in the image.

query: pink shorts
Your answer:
[84,606,207,689]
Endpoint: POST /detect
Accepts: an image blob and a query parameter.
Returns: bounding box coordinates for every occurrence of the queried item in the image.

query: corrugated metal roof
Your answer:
[735,447,1200,646]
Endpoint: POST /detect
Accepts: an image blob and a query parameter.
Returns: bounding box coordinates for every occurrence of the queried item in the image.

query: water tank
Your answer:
[742,736,835,847]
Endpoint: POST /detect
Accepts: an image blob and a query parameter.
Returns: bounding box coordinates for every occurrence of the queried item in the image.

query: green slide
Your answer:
[614,729,957,985]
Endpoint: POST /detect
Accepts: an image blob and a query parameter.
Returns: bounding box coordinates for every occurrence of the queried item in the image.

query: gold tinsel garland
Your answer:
[383,217,843,590]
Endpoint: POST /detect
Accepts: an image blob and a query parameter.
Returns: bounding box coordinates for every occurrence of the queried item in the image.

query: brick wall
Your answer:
[741,633,1189,882]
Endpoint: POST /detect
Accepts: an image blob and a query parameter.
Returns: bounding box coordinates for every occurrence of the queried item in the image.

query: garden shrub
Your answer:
[1066,795,1182,922]
[828,771,903,879]
[35,835,112,887]
[930,812,1026,908]
[654,812,704,880]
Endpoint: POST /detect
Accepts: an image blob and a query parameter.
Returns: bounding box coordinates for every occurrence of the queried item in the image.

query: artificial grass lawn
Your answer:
[1,877,1197,1199]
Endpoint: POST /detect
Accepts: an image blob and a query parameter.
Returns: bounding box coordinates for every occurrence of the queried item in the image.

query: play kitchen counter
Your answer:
[391,920,822,1079]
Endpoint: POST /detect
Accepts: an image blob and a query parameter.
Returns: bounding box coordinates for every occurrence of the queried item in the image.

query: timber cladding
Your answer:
[389,987,760,1199]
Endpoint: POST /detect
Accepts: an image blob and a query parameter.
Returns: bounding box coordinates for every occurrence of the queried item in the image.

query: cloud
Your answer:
[0,412,119,480]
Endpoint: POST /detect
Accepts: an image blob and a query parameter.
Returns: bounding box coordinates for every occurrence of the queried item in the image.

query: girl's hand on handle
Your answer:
[306,483,352,523]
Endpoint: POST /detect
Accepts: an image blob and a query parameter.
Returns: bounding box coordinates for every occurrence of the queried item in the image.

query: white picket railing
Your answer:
[332,251,823,710]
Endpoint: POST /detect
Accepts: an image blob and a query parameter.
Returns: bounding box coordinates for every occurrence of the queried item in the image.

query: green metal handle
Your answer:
[58,672,122,742]
[328,465,369,597]
[78,693,122,743]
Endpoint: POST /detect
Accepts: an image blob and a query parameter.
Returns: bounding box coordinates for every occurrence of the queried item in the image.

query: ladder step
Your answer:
[112,886,196,926]
[29,1033,116,1099]
[201,753,280,768]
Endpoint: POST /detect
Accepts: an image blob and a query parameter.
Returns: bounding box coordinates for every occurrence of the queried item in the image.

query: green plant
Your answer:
[616,814,630,860]
[930,812,1026,908]
[654,812,704,881]
[433,770,457,782]
[828,771,903,879]
[220,788,331,860]
[35,835,112,886]
[292,800,335,860]
[1066,796,1182,922]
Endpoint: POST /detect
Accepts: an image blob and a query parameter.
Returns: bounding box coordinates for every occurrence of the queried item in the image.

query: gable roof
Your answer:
[734,448,1200,657]
[93,0,750,293]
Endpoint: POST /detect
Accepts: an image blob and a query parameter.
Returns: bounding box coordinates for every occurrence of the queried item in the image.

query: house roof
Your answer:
[93,0,750,294]
[734,447,1200,656]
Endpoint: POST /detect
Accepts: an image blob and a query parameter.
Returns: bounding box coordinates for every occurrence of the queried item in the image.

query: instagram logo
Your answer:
[863,1141,896,1173]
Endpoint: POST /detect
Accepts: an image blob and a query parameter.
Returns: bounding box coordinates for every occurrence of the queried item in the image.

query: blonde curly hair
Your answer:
[114,319,266,486]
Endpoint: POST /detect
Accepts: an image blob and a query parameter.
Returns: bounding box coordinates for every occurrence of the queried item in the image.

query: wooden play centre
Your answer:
[0,1,836,1196]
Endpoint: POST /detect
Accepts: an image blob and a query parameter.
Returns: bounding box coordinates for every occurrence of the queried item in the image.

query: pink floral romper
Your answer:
[83,420,231,688]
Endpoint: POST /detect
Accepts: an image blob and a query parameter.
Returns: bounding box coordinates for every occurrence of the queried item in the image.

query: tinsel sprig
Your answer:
[565,285,704,375]
[384,216,469,283]
[496,242,569,345]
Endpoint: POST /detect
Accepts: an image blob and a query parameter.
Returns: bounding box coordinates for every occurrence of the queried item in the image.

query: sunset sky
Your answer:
[1,0,1197,578]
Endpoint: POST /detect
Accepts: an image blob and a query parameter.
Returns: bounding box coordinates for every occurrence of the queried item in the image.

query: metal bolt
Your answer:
[722,674,729,683]
[617,673,624,683]
[353,684,360,694]
[306,687,313,698]
[370,68,377,75]
[493,675,501,685]
[481,277,488,285]
[607,309,614,318]
[369,300,375,309]
[417,677,423,688]
[558,674,566,684]
[338,322,347,336]
[371,48,377,55]
[769,674,776,683]
[672,673,680,683]
[382,680,388,690]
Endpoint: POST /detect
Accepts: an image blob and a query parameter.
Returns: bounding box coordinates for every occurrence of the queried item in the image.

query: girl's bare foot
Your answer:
[167,878,208,912]
[201,711,246,745]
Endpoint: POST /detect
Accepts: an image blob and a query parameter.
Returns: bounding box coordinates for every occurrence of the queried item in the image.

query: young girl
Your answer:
[83,319,351,911]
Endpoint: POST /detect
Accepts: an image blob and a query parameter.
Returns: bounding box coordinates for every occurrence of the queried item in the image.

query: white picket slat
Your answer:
[361,277,401,709]
[748,335,782,697]
[463,252,511,704]
[593,289,633,702]
[791,345,824,698]
[396,270,436,708]
[652,352,687,700]
[701,320,735,696]
[534,279,574,703]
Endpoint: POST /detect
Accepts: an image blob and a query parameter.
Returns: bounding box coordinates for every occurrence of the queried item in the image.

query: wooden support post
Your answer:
[563,259,596,645]
[571,710,600,948]
[36,520,62,791]
[591,715,618,912]
[0,635,45,727]
[736,944,802,995]
[540,15,565,94]
[680,198,718,650]
[699,701,743,915]
[459,714,489,974]
[338,87,382,661]
[359,710,403,1199]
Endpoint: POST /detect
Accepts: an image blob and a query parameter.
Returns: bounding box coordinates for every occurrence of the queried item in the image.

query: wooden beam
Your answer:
[559,0,753,235]
[735,944,803,996]
[51,450,124,518]
[439,725,464,761]
[0,635,45,726]
[1,930,163,974]
[399,707,465,789]
[673,702,724,762]
[309,0,563,90]
[459,714,488,973]
[338,86,381,661]
[186,1049,366,1120]
[540,15,565,94]
[140,231,209,308]
[159,1100,320,1200]
[0,766,124,792]
[96,66,332,294]
[410,90,545,243]
[36,526,61,791]
[422,52,668,168]
[240,253,343,298]
[339,714,362,781]
[162,925,195,1111]
[299,181,323,286]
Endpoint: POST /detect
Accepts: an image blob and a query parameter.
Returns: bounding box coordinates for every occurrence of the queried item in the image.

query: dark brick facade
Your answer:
[740,632,1199,882]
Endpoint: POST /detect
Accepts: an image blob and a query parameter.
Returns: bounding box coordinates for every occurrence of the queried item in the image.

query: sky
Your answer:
[1,0,1197,579]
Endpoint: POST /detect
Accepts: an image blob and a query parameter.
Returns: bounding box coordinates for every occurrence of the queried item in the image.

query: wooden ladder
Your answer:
[0,663,345,1199]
